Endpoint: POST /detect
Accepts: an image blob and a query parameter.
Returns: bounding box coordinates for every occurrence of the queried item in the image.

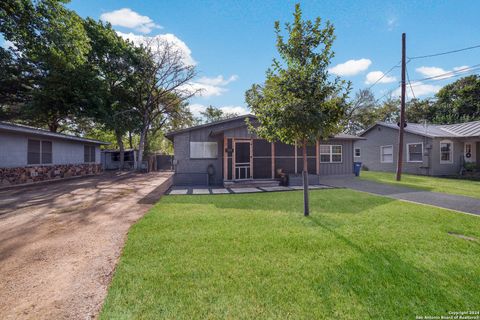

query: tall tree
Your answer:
[344,89,378,134]
[200,105,239,123]
[433,75,480,124]
[127,38,198,170]
[245,4,350,216]
[81,18,141,169]
[0,0,90,132]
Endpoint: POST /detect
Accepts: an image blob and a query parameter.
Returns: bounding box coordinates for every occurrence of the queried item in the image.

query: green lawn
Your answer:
[101,190,480,320]
[360,170,480,199]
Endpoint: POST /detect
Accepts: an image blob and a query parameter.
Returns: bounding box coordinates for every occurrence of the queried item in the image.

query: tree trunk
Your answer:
[115,130,125,170]
[302,139,309,216]
[128,131,133,149]
[136,128,147,171]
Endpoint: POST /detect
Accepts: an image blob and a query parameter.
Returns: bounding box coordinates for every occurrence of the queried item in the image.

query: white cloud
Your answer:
[188,103,249,117]
[197,75,238,86]
[329,58,372,76]
[416,65,471,80]
[100,8,161,34]
[116,31,196,66]
[365,71,397,85]
[183,74,239,97]
[394,82,442,98]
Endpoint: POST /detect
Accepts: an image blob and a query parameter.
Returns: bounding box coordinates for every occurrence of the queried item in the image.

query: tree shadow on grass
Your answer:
[163,189,396,216]
[307,216,472,319]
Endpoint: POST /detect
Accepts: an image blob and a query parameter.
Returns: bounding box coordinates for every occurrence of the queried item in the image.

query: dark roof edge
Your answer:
[0,121,110,145]
[165,114,256,140]
[359,122,434,138]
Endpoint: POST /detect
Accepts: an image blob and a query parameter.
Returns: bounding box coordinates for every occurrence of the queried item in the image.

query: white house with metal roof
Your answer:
[0,121,109,186]
[354,120,480,176]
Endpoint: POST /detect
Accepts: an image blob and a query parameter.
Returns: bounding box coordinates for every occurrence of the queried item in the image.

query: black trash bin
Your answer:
[353,162,362,177]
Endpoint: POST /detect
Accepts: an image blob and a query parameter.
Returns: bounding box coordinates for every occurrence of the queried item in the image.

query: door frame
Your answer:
[233,139,253,180]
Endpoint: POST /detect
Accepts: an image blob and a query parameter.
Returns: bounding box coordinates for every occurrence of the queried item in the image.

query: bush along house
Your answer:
[165,115,364,186]
[0,121,109,186]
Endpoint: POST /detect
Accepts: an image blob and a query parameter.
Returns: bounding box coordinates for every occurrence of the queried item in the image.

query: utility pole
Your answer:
[396,33,406,181]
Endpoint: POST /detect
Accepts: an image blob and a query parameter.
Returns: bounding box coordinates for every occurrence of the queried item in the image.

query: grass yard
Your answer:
[360,170,480,199]
[101,190,480,320]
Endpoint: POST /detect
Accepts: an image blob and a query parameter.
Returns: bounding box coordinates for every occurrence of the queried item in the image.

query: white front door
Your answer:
[464,142,476,163]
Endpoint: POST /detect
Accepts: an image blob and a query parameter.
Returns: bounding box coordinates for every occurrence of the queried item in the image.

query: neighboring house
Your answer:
[354,121,480,176]
[0,122,108,186]
[165,115,364,186]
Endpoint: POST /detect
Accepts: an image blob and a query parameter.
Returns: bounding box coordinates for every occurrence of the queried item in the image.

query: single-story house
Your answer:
[0,121,108,186]
[354,121,480,176]
[165,115,364,186]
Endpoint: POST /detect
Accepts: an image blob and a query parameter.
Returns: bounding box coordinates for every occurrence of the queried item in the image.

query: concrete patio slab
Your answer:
[211,188,230,194]
[260,186,292,192]
[192,188,211,195]
[230,187,262,193]
[169,189,189,195]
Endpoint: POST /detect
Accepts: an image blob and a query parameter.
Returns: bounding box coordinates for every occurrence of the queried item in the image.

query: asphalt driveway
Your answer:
[320,175,480,216]
[0,171,173,320]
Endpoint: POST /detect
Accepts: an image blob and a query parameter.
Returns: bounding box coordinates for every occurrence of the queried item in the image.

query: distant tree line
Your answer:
[0,0,199,168]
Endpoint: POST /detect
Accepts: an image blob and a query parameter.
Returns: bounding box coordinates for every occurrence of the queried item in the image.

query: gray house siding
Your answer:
[173,132,224,186]
[171,117,359,186]
[354,125,433,175]
[355,124,467,176]
[319,139,354,176]
[0,131,101,168]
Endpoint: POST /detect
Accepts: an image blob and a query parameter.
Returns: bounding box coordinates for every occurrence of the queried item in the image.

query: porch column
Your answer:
[223,136,228,181]
[232,138,236,180]
[271,142,275,179]
[250,138,253,179]
[294,141,298,173]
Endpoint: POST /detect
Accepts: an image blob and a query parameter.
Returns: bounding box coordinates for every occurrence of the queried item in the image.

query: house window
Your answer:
[190,142,218,159]
[354,148,361,157]
[407,142,423,162]
[84,145,96,163]
[440,140,453,164]
[27,139,52,165]
[380,145,393,163]
[319,145,342,163]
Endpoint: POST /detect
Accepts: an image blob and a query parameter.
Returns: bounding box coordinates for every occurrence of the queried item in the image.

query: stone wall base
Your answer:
[0,164,103,186]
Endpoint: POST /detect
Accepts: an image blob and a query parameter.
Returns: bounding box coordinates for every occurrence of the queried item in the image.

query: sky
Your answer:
[2,0,480,117]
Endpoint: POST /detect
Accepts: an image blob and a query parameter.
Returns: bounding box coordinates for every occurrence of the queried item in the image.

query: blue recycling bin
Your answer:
[353,162,362,176]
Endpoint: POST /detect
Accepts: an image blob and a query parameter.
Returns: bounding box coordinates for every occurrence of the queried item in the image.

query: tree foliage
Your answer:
[200,105,239,123]
[246,4,350,145]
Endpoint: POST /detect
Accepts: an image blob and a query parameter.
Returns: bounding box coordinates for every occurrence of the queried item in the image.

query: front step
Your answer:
[224,179,280,188]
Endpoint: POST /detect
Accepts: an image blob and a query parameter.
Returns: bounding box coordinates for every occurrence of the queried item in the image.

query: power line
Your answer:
[408,44,480,60]
[409,64,480,82]
[409,65,480,86]
[406,67,417,100]
[374,85,400,104]
[367,61,401,90]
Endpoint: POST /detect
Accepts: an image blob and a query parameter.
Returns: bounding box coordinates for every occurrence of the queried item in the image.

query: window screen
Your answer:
[381,146,393,163]
[407,143,423,162]
[440,141,452,163]
[190,142,218,159]
[84,145,96,163]
[41,141,52,164]
[320,145,342,163]
[354,148,361,157]
[27,139,41,164]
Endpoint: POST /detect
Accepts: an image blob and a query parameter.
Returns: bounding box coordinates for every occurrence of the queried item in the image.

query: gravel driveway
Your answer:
[0,171,173,319]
